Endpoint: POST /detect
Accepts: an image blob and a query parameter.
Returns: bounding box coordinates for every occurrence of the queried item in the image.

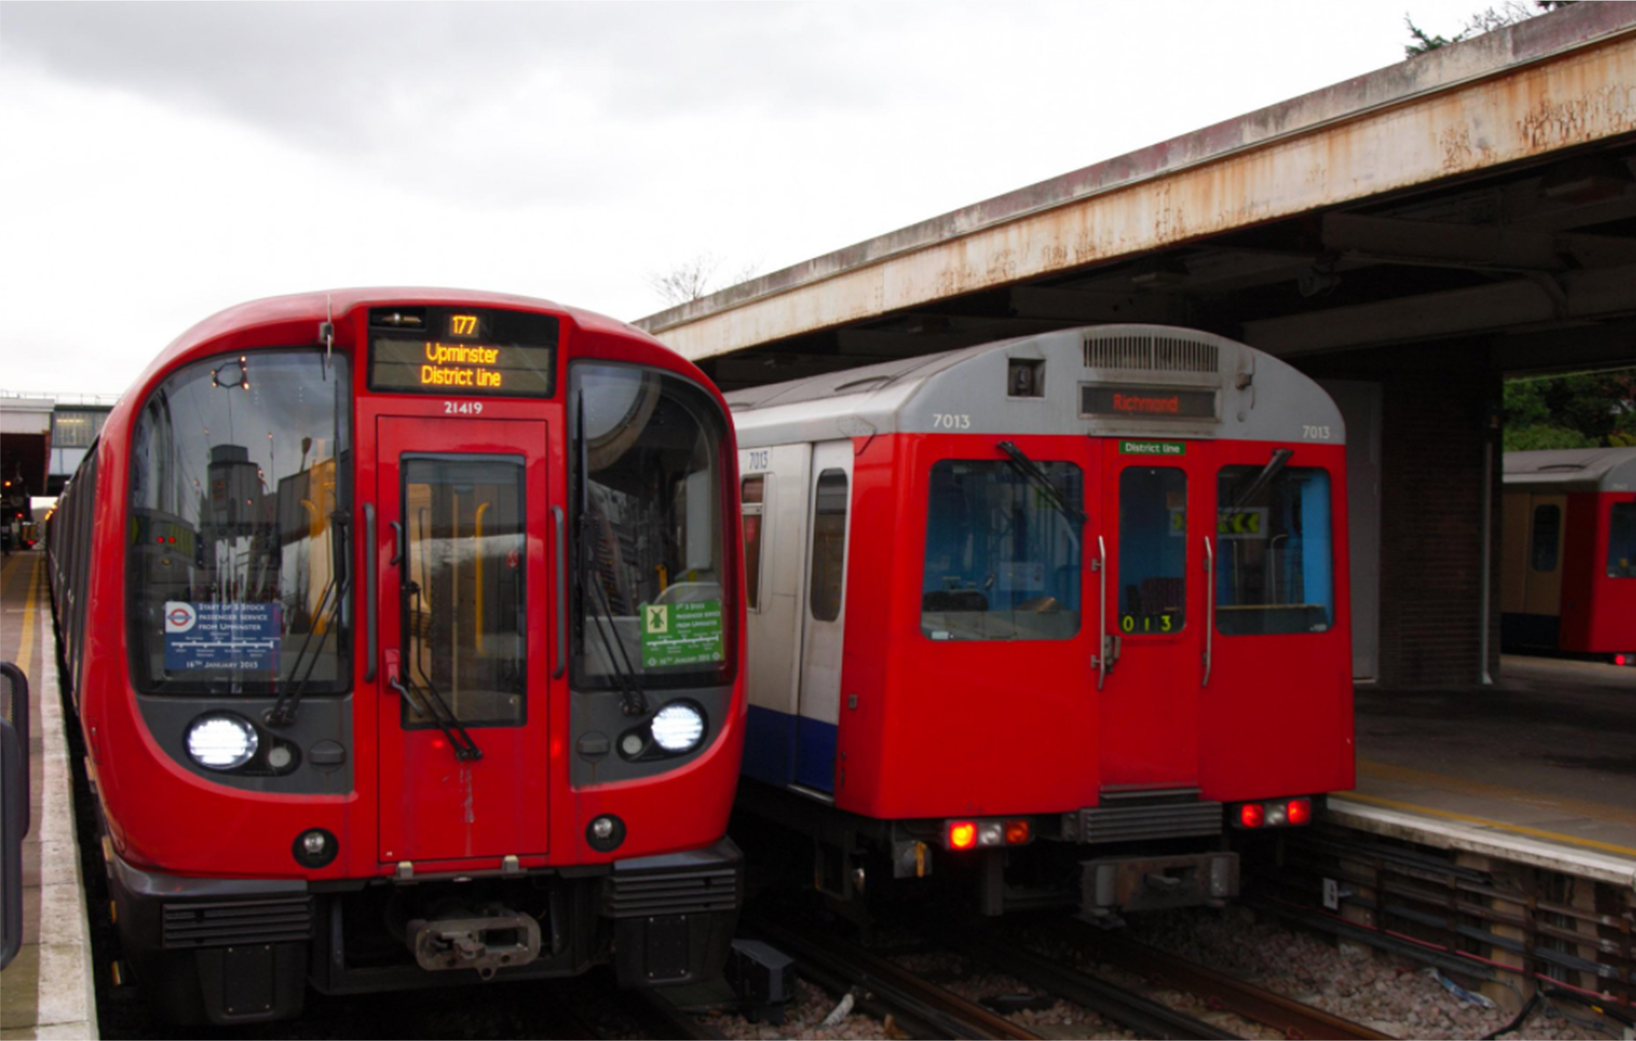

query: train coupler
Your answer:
[1078,851,1238,920]
[405,906,542,978]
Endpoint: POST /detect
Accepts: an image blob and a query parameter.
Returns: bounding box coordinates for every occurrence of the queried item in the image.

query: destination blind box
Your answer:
[368,306,558,397]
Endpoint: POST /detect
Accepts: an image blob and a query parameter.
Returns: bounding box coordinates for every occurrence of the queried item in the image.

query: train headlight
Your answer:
[186,713,259,771]
[651,702,705,753]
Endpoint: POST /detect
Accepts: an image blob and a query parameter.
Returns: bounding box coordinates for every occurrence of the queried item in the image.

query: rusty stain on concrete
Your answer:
[639,6,1636,361]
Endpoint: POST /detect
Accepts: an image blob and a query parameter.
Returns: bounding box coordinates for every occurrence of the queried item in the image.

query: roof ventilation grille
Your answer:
[1084,334,1218,374]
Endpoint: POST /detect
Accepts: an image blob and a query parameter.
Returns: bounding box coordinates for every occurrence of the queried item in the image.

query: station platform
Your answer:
[1343,655,1636,889]
[0,550,97,1040]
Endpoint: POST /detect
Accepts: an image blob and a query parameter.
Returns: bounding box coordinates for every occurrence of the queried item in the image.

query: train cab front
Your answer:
[78,293,745,1026]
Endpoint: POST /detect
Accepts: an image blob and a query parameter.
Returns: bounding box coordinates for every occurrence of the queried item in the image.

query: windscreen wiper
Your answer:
[997,441,1086,536]
[1229,448,1294,509]
[580,531,650,718]
[396,582,482,761]
[574,396,649,718]
[266,510,350,728]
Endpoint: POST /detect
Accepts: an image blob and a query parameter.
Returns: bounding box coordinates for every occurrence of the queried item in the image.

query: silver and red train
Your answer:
[730,325,1354,918]
[47,289,746,1024]
[1502,447,1636,664]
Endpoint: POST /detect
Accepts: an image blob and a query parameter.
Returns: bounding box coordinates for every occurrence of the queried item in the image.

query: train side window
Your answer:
[921,459,1081,641]
[1609,502,1636,578]
[1214,466,1333,635]
[1531,504,1562,572]
[808,470,848,622]
[1118,468,1187,635]
[742,476,765,611]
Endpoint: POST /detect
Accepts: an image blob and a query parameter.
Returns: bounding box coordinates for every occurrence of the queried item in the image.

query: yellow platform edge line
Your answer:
[1338,790,1636,858]
[17,557,40,682]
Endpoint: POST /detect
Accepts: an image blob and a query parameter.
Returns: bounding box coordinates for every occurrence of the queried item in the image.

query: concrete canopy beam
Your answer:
[1242,261,1636,354]
[1321,211,1636,273]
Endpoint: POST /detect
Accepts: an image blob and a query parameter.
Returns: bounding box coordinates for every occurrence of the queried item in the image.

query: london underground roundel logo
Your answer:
[165,602,197,633]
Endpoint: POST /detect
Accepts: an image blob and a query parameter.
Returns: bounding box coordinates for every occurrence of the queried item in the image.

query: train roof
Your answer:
[109,287,694,431]
[1503,447,1636,492]
[727,324,1343,448]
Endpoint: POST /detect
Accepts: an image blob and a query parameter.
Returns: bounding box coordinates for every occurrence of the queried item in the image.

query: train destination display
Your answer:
[1082,384,1216,420]
[370,310,556,396]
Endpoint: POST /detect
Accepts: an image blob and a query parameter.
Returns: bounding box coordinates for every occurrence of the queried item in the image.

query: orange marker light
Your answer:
[948,821,978,850]
[1287,797,1312,825]
[1004,819,1031,845]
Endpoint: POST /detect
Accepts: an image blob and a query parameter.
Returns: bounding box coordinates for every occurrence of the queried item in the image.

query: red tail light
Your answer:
[1618,654,1630,666]
[1239,803,1265,828]
[1286,797,1313,825]
[948,821,977,850]
[1004,819,1031,845]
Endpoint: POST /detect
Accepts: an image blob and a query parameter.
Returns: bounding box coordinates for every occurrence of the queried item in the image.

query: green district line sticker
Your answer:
[1120,440,1187,456]
[641,600,726,668]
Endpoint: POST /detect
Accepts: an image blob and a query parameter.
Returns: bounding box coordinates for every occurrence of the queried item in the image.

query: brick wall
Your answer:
[1303,346,1501,688]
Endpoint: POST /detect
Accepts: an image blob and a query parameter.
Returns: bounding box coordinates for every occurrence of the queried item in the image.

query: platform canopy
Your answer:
[637,3,1636,390]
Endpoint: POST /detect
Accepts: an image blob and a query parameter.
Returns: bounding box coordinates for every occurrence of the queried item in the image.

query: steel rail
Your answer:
[750,913,1041,1040]
[1061,924,1395,1041]
[905,911,1240,1041]
[624,984,729,1041]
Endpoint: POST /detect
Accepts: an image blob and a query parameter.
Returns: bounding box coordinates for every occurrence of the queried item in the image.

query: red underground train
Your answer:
[1502,446,1636,664]
[46,288,746,1024]
[730,324,1353,919]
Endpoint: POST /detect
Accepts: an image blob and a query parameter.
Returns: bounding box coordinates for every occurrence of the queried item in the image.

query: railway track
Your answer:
[750,901,1394,1040]
[1057,923,1394,1041]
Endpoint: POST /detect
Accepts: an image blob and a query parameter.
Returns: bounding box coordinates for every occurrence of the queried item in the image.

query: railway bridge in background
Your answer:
[0,394,115,503]
[636,2,1636,689]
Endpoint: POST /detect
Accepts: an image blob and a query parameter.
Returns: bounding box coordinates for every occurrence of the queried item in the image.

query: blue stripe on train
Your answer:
[795,716,838,793]
[742,705,836,793]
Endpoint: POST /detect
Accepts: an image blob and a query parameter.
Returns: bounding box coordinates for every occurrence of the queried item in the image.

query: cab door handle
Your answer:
[364,504,377,682]
[1203,535,1215,687]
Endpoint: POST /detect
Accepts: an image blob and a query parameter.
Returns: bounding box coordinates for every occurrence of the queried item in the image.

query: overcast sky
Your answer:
[1,0,1489,398]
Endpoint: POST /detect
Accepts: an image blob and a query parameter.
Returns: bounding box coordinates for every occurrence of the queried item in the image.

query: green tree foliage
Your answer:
[1405,1,1573,58]
[1503,368,1636,451]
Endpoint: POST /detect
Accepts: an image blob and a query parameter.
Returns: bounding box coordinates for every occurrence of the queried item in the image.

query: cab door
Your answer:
[1097,439,1208,787]
[794,440,852,793]
[376,416,550,864]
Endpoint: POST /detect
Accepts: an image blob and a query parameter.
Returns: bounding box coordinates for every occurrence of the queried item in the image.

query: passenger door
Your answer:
[794,441,853,792]
[375,417,551,864]
[1096,439,1207,788]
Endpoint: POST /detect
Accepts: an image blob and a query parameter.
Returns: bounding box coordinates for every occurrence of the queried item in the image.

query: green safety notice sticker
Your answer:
[640,600,726,668]
[1119,440,1187,456]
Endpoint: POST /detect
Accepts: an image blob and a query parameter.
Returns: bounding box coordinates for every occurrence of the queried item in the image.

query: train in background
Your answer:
[730,325,1352,920]
[1502,447,1636,665]
[1,477,33,552]
[47,288,746,1024]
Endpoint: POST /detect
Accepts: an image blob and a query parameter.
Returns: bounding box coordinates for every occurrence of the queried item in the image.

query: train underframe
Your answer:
[103,838,741,1026]
[736,780,1316,924]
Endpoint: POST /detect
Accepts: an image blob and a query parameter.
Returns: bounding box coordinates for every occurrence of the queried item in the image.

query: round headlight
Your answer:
[650,702,705,753]
[186,714,259,771]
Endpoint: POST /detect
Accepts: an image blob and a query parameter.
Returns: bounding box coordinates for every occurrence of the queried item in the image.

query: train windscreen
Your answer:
[126,350,351,694]
[569,363,732,692]
[1610,502,1636,578]
[922,459,1083,641]
[1215,466,1334,635]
